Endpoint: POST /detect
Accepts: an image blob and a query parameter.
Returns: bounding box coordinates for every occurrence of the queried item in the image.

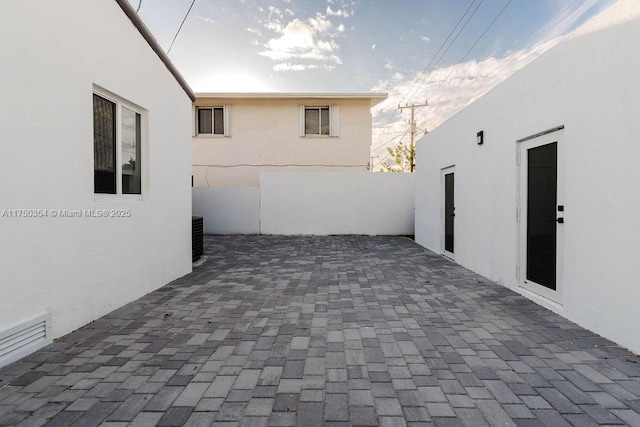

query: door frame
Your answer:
[517,129,564,304]
[441,165,455,259]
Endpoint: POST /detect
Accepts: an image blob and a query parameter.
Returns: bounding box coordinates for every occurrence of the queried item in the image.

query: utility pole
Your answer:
[398,101,428,172]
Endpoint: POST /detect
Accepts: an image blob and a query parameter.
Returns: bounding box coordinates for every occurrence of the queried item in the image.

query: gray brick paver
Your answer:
[173,382,209,407]
[0,236,637,427]
[350,406,378,426]
[157,406,194,426]
[183,411,217,427]
[296,402,323,427]
[324,393,349,421]
[143,386,183,412]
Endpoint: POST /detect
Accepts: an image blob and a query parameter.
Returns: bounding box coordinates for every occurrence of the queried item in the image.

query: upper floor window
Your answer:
[305,106,330,135]
[93,92,143,195]
[197,106,230,136]
[300,105,339,137]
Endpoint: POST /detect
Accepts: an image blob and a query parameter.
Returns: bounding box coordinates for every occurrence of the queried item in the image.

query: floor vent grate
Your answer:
[0,313,51,368]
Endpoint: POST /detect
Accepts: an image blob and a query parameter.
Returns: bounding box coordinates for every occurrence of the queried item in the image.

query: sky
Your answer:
[128,0,615,169]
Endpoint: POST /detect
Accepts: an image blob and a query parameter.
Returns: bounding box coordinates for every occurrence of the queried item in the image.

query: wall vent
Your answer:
[0,313,52,369]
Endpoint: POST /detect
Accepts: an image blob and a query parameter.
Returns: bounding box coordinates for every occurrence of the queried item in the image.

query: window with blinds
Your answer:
[93,91,143,195]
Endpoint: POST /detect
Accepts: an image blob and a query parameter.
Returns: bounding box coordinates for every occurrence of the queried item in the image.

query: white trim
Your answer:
[93,86,146,199]
[441,165,455,259]
[299,105,305,137]
[515,286,564,314]
[195,106,230,137]
[192,104,197,137]
[223,105,230,137]
[330,105,339,137]
[517,129,564,304]
[300,105,338,137]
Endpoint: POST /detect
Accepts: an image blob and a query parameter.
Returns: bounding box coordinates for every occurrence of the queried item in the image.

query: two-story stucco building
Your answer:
[192,93,387,187]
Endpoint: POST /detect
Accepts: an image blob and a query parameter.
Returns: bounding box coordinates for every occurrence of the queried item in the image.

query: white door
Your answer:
[518,131,564,303]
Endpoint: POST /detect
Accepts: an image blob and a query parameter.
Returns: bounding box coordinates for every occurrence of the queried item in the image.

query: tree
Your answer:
[380,141,415,173]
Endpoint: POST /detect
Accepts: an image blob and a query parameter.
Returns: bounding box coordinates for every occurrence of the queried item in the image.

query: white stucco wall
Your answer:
[261,172,415,235]
[0,0,193,353]
[193,187,260,234]
[415,0,640,353]
[192,97,378,187]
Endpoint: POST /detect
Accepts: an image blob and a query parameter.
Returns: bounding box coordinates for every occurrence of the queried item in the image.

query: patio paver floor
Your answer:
[1,235,639,426]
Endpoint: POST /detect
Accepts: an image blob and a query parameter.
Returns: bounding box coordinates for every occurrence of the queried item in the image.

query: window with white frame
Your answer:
[197,106,230,136]
[300,105,339,137]
[93,92,143,195]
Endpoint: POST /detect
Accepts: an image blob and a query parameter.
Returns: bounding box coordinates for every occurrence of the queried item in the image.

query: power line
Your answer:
[443,0,586,106]
[371,128,410,152]
[398,0,481,107]
[479,0,584,91]
[398,102,428,172]
[427,0,513,103]
[376,0,584,165]
[374,0,480,163]
[528,0,584,45]
[404,0,485,105]
[373,121,429,172]
[167,0,197,55]
[371,108,402,146]
[370,108,404,159]
[374,0,482,159]
[372,128,410,170]
[136,0,142,13]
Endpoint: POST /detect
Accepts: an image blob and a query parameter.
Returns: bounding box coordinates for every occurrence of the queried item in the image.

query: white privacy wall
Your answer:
[0,0,192,352]
[260,172,415,235]
[193,187,260,234]
[415,0,640,353]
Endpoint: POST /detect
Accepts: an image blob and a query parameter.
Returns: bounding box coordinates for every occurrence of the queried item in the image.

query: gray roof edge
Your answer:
[195,92,388,107]
[195,92,388,99]
[114,0,195,102]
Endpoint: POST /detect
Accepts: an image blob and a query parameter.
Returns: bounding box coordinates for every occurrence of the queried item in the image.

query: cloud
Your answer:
[326,5,350,17]
[273,63,319,71]
[195,15,217,25]
[419,36,430,42]
[259,14,343,68]
[254,0,356,72]
[268,6,283,18]
[370,38,561,167]
[371,44,376,50]
[370,0,612,167]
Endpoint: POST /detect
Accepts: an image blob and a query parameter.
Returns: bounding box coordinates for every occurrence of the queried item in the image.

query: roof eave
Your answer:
[195,92,388,108]
[114,0,195,102]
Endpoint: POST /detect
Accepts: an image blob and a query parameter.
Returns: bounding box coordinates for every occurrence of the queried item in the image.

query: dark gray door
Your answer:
[526,142,557,290]
[444,172,455,254]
